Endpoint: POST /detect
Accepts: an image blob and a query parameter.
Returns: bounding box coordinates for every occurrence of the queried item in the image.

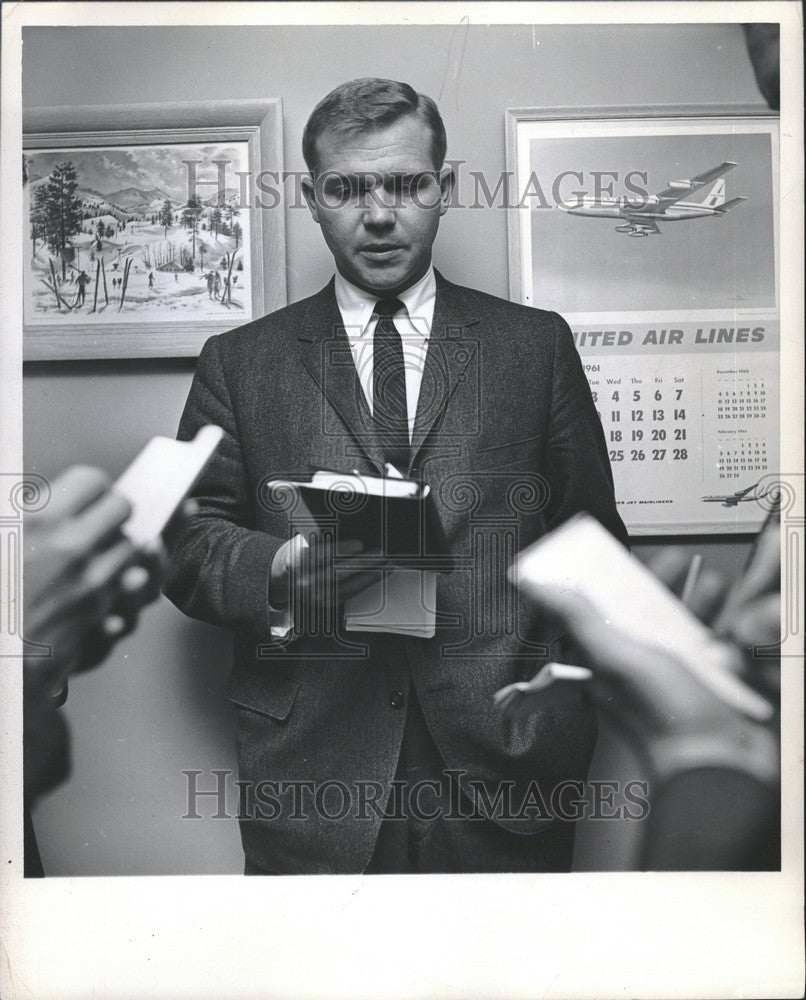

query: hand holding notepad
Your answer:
[496,515,773,727]
[265,470,451,635]
[267,469,452,571]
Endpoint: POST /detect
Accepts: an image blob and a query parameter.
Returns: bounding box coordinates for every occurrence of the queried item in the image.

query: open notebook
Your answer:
[266,470,452,570]
[265,470,450,638]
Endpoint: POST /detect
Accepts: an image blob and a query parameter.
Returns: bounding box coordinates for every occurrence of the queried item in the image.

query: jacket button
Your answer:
[389,691,405,710]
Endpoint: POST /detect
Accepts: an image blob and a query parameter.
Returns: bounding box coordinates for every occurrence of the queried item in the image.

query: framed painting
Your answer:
[23,99,286,359]
[506,105,780,535]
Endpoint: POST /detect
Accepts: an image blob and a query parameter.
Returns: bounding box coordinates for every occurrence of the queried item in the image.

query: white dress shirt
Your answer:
[334,265,436,438]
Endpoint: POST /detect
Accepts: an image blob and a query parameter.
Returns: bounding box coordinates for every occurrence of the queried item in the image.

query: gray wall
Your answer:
[24,24,763,875]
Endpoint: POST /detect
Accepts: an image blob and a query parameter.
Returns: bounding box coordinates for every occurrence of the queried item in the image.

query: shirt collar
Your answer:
[334,265,436,340]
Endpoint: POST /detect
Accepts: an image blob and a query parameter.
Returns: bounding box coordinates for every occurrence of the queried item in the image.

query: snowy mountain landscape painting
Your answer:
[24,141,253,330]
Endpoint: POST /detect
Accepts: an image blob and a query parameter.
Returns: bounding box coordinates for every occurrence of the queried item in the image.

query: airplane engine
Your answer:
[667,179,695,190]
[628,230,648,238]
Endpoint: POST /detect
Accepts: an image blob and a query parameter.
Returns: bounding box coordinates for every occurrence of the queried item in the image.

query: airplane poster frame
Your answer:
[505,105,780,535]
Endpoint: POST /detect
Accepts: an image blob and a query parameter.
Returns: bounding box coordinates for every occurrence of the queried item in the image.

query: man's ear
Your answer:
[437,164,455,216]
[301,173,321,225]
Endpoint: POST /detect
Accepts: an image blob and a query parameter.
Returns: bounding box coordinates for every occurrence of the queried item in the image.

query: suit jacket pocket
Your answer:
[226,668,301,722]
[472,433,543,472]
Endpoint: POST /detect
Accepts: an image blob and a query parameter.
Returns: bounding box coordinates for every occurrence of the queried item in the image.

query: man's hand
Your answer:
[499,523,781,786]
[712,512,780,654]
[24,466,167,694]
[70,538,166,675]
[269,532,389,613]
[648,515,780,695]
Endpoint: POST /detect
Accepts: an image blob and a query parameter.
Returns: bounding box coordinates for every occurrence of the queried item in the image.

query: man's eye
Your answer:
[387,177,412,197]
[322,178,352,201]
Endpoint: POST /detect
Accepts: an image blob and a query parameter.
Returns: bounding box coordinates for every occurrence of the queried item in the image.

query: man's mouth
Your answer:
[360,244,405,260]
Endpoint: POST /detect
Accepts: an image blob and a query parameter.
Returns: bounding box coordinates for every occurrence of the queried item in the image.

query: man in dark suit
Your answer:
[165,78,628,875]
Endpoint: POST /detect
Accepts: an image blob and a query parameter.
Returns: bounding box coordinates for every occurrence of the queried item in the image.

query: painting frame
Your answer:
[505,104,781,536]
[23,99,286,360]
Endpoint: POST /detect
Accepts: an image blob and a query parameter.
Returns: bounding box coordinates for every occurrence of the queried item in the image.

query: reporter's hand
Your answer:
[648,518,781,694]
[269,532,389,613]
[647,519,780,651]
[647,548,727,624]
[23,466,166,692]
[512,584,776,786]
[503,530,780,785]
[69,537,167,675]
[712,511,780,651]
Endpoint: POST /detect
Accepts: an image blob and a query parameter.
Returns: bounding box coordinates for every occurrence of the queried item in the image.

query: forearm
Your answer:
[23,687,70,803]
[637,721,779,870]
[164,515,285,635]
[641,765,779,870]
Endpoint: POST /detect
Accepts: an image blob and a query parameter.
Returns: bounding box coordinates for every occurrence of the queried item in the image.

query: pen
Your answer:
[681,553,702,608]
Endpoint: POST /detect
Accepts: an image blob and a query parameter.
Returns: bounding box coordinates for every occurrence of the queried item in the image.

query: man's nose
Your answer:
[361,190,396,229]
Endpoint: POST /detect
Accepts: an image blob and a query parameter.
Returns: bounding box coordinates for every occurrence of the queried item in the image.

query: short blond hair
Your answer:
[303,78,447,173]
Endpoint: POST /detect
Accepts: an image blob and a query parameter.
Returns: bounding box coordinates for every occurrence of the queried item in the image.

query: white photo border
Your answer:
[1,6,803,1000]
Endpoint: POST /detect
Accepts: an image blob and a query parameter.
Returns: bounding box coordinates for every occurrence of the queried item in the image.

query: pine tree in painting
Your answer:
[43,161,82,277]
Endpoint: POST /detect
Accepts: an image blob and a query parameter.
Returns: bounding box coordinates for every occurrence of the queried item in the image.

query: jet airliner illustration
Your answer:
[700,481,775,508]
[564,161,747,237]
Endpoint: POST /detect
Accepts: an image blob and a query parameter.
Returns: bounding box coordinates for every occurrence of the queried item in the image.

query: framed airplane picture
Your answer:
[506,106,780,535]
[23,99,286,360]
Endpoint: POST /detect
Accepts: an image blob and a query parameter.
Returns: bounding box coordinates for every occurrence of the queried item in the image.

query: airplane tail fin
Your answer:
[715,196,748,213]
[701,177,726,208]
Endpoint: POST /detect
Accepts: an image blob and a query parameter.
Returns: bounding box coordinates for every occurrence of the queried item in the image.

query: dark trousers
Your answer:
[246,682,575,875]
[364,683,575,874]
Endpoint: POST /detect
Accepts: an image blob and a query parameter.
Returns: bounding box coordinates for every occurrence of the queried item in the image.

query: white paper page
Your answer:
[344,569,436,637]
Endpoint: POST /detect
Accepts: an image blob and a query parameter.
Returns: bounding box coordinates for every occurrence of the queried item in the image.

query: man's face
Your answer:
[302,114,453,296]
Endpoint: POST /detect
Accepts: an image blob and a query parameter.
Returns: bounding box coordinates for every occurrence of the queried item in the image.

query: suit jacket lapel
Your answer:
[296,279,387,474]
[409,270,480,468]
[296,272,480,477]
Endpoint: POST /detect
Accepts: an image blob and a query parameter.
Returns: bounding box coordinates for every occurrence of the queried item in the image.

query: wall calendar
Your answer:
[506,106,780,534]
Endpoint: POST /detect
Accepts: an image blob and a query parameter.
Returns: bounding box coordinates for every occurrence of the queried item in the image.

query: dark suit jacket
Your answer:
[164,271,628,873]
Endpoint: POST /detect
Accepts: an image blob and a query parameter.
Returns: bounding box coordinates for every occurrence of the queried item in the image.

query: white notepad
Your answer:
[509,514,773,722]
[344,569,436,638]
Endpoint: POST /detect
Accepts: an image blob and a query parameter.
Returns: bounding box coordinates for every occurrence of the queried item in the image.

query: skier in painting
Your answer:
[204,271,214,298]
[75,270,90,307]
[148,271,155,289]
[213,271,221,299]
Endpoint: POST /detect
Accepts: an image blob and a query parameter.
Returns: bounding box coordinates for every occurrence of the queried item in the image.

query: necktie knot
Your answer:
[373,297,404,320]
